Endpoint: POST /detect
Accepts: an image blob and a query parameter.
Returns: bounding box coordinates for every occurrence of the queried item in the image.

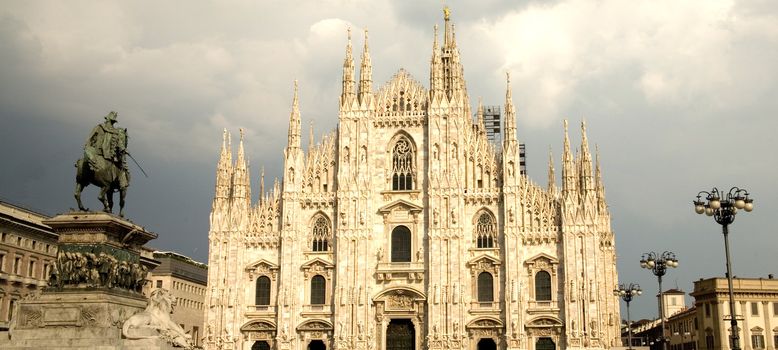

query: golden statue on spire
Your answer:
[443,6,451,21]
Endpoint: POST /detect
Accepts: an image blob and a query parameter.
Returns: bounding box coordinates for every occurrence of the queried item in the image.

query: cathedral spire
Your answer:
[232,128,250,202]
[341,27,356,104]
[429,24,444,97]
[259,166,265,205]
[214,129,233,202]
[443,6,453,47]
[287,80,301,150]
[548,147,556,194]
[308,120,315,153]
[503,72,518,148]
[579,120,594,191]
[358,29,373,104]
[440,6,465,99]
[595,145,608,211]
[475,97,486,136]
[562,119,577,193]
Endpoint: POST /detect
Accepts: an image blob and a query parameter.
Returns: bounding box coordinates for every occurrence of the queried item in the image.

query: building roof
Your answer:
[0,200,56,239]
[691,276,778,297]
[0,200,51,226]
[667,306,697,321]
[153,251,207,269]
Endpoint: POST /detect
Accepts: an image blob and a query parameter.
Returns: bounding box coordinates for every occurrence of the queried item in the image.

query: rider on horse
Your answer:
[75,111,130,216]
[83,111,130,188]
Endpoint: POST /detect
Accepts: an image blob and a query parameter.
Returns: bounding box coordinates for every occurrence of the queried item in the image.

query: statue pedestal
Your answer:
[0,212,183,350]
[7,289,147,349]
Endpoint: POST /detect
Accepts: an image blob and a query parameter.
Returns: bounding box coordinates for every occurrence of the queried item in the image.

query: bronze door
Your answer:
[251,341,270,350]
[536,337,556,350]
[386,319,415,350]
[478,338,497,350]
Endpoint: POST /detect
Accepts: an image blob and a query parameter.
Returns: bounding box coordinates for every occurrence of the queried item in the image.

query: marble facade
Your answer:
[205,9,621,350]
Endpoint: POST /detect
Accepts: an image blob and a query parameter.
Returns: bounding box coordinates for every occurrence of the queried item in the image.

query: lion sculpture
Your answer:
[122,288,193,349]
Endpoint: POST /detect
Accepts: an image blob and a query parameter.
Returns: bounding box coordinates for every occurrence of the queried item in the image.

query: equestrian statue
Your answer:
[75,111,131,216]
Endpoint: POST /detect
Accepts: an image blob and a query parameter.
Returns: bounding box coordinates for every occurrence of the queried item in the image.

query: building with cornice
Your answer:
[0,200,57,331]
[204,10,620,350]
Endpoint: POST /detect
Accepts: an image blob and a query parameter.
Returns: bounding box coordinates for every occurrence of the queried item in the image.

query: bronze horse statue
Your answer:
[74,115,130,217]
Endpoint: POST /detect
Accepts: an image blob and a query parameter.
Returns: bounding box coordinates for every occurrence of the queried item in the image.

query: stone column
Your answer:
[740,301,750,350]
[762,301,773,350]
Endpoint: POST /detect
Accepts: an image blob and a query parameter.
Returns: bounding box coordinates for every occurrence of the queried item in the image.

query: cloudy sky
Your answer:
[1,0,776,319]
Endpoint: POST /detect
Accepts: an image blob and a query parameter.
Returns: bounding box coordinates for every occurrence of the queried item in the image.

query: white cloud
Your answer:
[469,0,777,127]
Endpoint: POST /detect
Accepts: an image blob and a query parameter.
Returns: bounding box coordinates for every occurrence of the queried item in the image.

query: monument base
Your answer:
[0,290,180,349]
[0,213,190,349]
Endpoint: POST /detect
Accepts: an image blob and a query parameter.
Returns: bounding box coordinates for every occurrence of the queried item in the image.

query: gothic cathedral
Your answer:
[205,10,620,350]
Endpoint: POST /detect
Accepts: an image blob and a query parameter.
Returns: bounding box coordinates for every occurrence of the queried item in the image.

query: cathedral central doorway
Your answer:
[536,337,556,350]
[386,319,415,350]
[251,341,270,350]
[478,338,497,350]
[308,339,326,350]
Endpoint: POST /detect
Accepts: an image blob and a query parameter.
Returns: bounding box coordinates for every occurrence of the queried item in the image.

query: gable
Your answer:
[376,69,427,116]
[377,199,423,215]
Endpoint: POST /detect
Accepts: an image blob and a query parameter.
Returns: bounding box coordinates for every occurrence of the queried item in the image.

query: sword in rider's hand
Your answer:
[124,151,149,178]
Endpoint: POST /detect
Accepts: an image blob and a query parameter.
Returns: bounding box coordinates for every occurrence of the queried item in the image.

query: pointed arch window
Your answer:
[255,276,270,305]
[391,137,415,191]
[478,272,494,302]
[535,271,552,301]
[391,226,412,262]
[475,212,496,248]
[311,275,326,305]
[311,215,330,252]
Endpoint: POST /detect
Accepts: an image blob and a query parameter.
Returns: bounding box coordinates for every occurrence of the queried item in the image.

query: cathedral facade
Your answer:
[205,11,620,350]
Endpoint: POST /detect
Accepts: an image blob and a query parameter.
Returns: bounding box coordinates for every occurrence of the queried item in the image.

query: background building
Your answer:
[0,200,57,330]
[692,276,778,350]
[667,307,697,350]
[662,289,688,320]
[205,9,620,350]
[630,289,690,350]
[146,251,208,348]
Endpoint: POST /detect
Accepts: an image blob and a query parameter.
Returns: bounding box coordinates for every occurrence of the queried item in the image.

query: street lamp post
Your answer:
[693,187,754,350]
[640,251,679,350]
[615,283,643,350]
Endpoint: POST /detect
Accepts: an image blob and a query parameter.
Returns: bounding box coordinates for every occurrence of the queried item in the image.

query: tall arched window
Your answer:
[478,272,494,302]
[391,226,412,262]
[311,275,326,305]
[475,212,496,248]
[535,271,552,301]
[311,215,330,252]
[391,137,415,190]
[255,276,270,305]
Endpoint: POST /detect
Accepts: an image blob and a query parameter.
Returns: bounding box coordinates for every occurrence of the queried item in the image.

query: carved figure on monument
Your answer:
[205,324,214,342]
[122,288,194,349]
[75,111,133,217]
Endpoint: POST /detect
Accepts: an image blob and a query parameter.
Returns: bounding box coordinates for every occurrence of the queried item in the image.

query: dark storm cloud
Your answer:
[1,0,776,320]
